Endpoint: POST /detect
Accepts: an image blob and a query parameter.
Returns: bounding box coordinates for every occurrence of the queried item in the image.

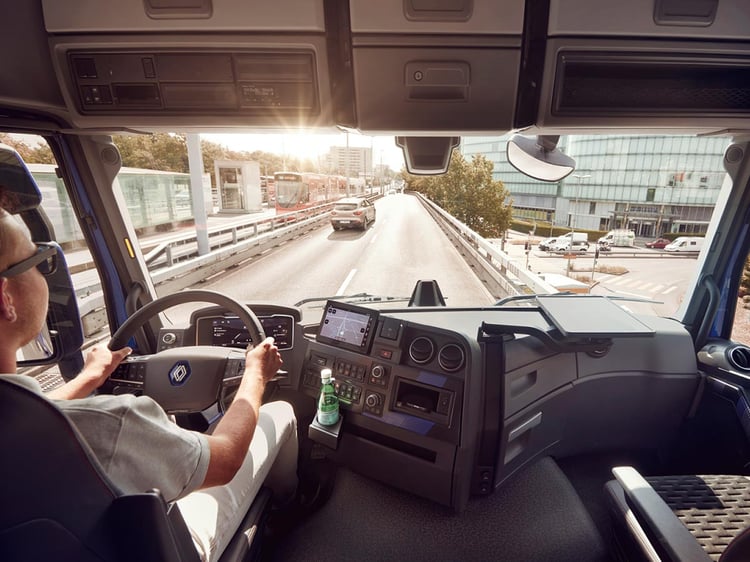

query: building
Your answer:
[462,135,728,238]
[325,145,372,180]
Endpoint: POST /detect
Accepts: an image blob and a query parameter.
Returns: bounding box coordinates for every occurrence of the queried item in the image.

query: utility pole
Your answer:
[571,173,591,232]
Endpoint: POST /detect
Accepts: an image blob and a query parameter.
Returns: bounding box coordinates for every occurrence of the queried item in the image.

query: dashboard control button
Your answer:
[162,332,177,344]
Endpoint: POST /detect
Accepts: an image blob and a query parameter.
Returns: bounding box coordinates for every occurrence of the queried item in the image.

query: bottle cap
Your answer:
[320,368,332,380]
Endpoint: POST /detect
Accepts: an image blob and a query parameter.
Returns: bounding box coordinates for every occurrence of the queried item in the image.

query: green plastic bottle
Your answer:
[317,368,340,426]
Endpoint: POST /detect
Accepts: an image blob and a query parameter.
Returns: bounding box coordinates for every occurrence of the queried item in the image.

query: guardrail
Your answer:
[76,203,338,334]
[415,194,557,298]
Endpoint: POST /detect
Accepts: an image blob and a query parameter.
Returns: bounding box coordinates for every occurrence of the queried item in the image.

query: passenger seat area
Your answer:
[605,466,750,561]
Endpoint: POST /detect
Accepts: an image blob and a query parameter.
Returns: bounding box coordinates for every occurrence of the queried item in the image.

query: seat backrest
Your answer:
[0,377,199,562]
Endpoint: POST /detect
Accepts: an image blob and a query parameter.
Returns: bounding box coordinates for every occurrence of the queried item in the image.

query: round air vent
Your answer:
[409,336,435,364]
[728,345,750,372]
[438,343,465,372]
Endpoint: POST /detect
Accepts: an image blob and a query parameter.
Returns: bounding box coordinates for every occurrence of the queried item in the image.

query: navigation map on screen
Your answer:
[318,302,376,352]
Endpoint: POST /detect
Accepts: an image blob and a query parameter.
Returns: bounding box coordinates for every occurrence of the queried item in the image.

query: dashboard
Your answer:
[151,297,703,511]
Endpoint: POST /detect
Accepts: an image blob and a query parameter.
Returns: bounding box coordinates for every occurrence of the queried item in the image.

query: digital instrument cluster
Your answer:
[195,314,294,350]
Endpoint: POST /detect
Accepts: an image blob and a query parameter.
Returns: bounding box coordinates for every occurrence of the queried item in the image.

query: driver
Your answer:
[0,203,298,562]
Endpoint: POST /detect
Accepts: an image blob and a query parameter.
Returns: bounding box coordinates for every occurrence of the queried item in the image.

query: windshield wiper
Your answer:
[294,293,412,307]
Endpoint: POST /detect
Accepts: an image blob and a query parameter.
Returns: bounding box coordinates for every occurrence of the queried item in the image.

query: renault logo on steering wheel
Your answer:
[169,361,191,386]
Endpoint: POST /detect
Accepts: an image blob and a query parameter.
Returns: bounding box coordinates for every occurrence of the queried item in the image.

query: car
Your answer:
[551,239,589,253]
[645,238,670,249]
[330,197,376,230]
[538,237,558,251]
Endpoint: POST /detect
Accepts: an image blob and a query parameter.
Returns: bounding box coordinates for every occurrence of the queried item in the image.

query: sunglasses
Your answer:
[0,242,58,278]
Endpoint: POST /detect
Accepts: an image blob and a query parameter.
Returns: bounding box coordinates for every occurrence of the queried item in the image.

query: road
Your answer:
[161,193,496,326]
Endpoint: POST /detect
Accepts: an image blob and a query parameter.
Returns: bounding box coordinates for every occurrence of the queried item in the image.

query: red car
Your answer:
[645,238,670,249]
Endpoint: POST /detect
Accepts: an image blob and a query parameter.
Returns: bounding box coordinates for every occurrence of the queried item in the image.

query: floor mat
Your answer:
[267,456,611,562]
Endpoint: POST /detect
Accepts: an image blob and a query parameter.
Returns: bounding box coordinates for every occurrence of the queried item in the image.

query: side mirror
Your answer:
[506,135,576,182]
[17,242,84,367]
[0,144,85,371]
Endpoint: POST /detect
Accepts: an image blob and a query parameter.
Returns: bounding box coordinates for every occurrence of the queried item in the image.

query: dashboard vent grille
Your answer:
[409,336,435,364]
[438,343,465,373]
[728,345,750,372]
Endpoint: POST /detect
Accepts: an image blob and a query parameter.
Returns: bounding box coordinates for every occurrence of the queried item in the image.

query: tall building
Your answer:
[462,135,728,238]
[325,145,372,180]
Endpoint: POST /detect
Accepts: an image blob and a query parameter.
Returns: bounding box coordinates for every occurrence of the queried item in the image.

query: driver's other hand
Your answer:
[80,345,133,389]
[245,337,283,383]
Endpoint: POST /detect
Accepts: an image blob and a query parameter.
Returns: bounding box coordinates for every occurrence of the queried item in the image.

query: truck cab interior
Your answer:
[3,1,750,561]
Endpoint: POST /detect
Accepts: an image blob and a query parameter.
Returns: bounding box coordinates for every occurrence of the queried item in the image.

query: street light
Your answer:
[571,173,591,231]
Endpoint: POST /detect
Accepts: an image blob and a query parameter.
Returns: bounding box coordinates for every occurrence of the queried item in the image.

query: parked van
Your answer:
[551,232,589,252]
[597,229,635,247]
[664,236,704,253]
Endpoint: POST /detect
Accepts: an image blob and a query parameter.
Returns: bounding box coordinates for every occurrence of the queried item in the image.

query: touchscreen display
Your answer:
[317,301,378,353]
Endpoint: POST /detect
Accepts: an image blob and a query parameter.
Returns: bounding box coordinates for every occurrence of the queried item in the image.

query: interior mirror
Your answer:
[506,135,576,182]
[0,143,43,212]
[396,136,460,175]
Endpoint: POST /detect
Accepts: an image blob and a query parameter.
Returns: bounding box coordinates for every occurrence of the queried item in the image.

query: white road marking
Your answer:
[662,286,678,294]
[337,269,357,295]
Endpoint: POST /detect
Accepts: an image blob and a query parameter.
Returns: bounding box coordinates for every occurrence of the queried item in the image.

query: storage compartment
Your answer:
[352,46,519,132]
[394,379,454,425]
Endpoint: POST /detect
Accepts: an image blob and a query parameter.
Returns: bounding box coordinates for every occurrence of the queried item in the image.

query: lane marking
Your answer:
[663,286,678,294]
[337,268,356,295]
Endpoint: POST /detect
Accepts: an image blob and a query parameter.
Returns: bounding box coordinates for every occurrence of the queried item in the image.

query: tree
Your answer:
[406,150,513,238]
[0,133,56,164]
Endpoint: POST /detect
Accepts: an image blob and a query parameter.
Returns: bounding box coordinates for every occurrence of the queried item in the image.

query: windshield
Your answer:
[4,131,738,338]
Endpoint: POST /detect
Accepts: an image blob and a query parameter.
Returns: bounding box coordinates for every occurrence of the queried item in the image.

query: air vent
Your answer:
[554,52,750,116]
[438,343,465,372]
[409,336,435,364]
[727,345,750,372]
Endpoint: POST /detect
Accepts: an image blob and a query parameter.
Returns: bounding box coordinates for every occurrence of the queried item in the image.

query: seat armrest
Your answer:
[611,466,712,562]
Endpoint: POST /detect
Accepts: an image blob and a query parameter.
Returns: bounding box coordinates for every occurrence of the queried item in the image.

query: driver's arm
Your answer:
[46,345,132,400]
[200,336,282,488]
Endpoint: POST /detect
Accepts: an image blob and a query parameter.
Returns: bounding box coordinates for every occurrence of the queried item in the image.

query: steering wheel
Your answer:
[106,290,266,414]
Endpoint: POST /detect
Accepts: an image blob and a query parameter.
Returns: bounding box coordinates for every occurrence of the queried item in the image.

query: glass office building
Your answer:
[462,135,729,238]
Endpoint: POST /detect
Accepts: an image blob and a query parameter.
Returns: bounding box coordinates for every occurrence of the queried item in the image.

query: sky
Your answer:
[201,132,406,171]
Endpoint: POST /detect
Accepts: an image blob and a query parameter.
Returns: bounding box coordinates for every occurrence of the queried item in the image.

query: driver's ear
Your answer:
[0,277,17,322]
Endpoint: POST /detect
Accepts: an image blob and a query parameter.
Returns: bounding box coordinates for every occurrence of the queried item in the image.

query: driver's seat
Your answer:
[0,377,270,562]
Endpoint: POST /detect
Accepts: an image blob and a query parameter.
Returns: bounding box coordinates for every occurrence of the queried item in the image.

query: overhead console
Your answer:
[41,0,332,129]
[348,0,525,134]
[532,0,750,131]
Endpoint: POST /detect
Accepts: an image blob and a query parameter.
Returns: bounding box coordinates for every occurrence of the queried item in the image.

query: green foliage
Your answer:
[0,133,55,164]
[405,151,513,238]
[112,134,308,185]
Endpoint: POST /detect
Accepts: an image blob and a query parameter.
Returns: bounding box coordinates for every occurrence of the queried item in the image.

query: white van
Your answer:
[597,229,635,247]
[551,232,589,252]
[664,236,704,253]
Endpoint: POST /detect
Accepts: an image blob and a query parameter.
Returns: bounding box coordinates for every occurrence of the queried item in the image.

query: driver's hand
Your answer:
[245,337,283,383]
[47,344,133,400]
[79,345,133,389]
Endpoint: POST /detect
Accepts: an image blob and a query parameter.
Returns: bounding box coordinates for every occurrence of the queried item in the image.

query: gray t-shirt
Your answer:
[2,375,210,502]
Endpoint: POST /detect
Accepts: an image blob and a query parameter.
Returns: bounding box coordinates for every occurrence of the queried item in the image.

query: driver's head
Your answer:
[0,202,50,369]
